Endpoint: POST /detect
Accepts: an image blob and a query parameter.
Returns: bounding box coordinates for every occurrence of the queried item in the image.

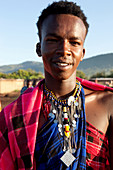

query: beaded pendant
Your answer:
[44,80,82,167]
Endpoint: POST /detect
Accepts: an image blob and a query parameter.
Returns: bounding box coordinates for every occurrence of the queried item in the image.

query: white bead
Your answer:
[58,124,62,128]
[64,113,68,118]
[72,120,76,124]
[53,109,57,114]
[68,96,74,105]
[74,114,78,118]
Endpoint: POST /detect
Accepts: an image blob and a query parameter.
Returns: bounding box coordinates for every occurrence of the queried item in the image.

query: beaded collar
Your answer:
[44,80,81,106]
[43,80,82,167]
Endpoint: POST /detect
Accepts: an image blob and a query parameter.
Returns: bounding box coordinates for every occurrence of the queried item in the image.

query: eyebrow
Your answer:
[46,33,83,41]
[46,33,61,39]
[69,37,83,41]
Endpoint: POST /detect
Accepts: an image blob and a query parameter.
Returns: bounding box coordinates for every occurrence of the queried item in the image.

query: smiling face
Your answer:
[38,14,86,81]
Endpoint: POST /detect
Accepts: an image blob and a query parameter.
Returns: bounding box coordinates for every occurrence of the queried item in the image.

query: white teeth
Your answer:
[57,63,68,66]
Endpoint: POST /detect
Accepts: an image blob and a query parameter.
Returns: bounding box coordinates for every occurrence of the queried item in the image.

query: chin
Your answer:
[53,74,72,81]
[45,70,76,81]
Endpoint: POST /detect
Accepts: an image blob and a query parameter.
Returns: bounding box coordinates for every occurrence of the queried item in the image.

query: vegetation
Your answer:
[107,70,113,78]
[0,68,113,80]
[0,69,87,79]
[76,70,87,79]
[90,71,106,78]
[91,70,113,78]
[0,69,44,79]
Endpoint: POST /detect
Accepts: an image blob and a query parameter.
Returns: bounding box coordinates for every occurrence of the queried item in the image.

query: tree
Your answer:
[0,69,44,79]
[0,72,8,78]
[91,71,106,78]
[76,70,87,79]
[107,70,113,78]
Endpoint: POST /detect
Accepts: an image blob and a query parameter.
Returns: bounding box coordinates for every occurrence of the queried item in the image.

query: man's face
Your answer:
[40,14,86,80]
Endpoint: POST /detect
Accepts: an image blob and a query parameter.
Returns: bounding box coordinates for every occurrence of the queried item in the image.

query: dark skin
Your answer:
[37,14,113,168]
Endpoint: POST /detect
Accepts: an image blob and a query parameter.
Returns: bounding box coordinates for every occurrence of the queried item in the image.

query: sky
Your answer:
[0,0,113,66]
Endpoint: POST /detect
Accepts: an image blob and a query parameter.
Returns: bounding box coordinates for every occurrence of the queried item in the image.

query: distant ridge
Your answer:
[78,53,113,77]
[0,53,113,77]
[0,61,44,74]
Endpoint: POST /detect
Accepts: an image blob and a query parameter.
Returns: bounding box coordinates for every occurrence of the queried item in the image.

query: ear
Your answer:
[36,42,42,57]
[80,48,85,61]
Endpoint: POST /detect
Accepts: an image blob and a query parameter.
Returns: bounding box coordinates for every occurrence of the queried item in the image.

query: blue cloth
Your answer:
[20,86,27,94]
[35,86,86,170]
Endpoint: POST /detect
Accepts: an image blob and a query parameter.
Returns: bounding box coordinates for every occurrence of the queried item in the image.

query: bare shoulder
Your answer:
[97,90,113,117]
[84,87,113,134]
[84,87,113,113]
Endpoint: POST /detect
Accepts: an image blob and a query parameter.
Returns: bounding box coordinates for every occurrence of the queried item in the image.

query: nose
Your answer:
[56,39,71,56]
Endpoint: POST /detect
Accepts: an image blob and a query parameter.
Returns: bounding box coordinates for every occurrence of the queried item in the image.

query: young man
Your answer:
[0,1,113,169]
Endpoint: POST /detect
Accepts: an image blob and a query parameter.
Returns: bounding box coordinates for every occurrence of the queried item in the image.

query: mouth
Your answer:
[56,62,70,67]
[53,61,73,70]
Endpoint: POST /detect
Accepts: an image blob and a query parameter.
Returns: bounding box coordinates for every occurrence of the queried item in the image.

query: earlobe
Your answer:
[36,43,42,57]
[80,48,85,61]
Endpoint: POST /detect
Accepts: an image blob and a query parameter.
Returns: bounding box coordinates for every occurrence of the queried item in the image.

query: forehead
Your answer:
[41,14,86,40]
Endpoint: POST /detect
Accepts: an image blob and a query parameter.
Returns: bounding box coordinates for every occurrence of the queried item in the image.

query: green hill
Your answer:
[0,61,44,74]
[78,53,113,77]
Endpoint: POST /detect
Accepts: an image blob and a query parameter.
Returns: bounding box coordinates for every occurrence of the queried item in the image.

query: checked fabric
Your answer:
[0,78,112,169]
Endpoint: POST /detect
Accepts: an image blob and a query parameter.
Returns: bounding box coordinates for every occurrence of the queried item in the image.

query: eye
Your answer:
[46,38,58,42]
[70,41,80,46]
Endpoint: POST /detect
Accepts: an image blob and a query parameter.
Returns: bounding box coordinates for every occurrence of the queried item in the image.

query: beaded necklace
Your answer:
[44,80,82,167]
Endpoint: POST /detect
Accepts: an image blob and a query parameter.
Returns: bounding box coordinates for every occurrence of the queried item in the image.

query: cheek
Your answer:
[41,42,55,56]
[73,50,83,61]
[72,51,83,68]
[42,57,49,73]
[41,48,53,60]
[42,54,51,71]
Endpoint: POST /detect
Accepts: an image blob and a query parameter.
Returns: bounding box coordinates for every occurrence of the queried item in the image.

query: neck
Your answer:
[45,73,76,99]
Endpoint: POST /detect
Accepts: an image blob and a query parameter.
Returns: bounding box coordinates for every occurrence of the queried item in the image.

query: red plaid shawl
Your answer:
[0,80,44,170]
[86,121,110,169]
[0,78,113,169]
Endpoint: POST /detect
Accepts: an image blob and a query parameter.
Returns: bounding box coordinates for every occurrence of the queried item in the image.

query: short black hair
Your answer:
[37,1,89,40]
